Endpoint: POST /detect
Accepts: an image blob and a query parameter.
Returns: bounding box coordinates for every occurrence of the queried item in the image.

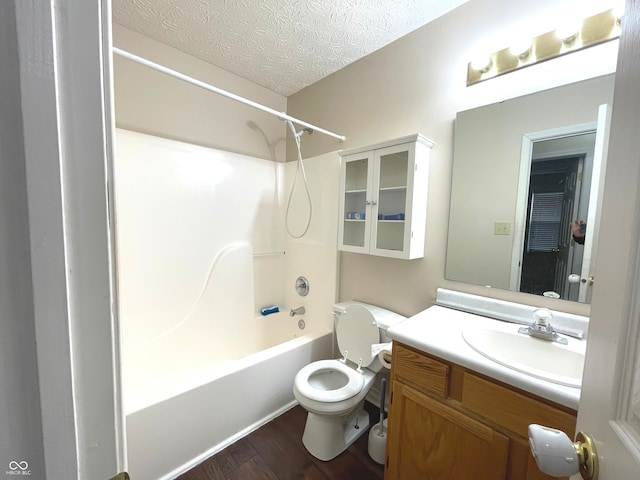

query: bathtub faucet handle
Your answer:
[290,306,305,317]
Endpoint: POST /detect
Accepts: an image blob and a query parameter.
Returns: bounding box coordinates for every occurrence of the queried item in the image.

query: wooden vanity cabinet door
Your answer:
[385,381,509,480]
[509,437,571,480]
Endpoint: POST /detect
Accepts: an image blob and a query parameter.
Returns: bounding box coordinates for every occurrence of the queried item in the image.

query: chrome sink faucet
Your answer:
[518,308,568,345]
[290,306,305,317]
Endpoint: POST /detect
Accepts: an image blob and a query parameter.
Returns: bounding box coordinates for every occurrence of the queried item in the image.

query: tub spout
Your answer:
[290,306,305,317]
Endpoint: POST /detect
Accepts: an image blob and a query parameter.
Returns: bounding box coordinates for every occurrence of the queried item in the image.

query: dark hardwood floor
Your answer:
[177,402,385,480]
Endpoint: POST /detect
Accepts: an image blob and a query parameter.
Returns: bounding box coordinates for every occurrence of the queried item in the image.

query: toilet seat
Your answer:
[294,360,364,402]
[336,304,380,368]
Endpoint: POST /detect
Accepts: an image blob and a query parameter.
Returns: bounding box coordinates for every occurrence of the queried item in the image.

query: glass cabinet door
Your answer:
[372,144,413,254]
[340,153,372,251]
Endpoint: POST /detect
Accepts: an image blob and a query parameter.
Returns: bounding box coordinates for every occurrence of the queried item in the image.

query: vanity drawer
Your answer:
[461,373,577,437]
[392,343,449,398]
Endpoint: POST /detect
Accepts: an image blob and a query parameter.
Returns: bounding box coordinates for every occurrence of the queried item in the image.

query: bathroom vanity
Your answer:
[384,292,587,480]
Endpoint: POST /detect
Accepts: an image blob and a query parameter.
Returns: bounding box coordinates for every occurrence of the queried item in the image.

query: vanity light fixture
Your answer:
[467,8,621,86]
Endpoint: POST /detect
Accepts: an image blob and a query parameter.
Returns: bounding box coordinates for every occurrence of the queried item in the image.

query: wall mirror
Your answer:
[446,74,615,304]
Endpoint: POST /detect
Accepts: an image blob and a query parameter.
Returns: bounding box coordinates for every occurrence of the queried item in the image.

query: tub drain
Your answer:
[297,319,306,330]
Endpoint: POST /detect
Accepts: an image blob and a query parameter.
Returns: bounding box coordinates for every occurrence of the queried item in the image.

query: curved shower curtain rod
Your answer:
[112,47,346,142]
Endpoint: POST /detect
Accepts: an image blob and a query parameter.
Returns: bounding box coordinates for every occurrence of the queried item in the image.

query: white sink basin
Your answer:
[462,323,586,388]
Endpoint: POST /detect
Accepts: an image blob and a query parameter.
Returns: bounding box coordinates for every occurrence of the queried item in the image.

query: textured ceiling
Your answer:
[112,0,468,96]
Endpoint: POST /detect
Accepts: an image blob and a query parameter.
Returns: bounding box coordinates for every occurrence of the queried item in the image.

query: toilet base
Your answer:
[301,403,370,461]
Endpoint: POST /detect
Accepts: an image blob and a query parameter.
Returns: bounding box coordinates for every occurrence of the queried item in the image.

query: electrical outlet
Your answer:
[494,222,511,235]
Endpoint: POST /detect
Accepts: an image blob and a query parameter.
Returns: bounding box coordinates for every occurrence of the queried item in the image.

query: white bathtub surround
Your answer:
[114,130,340,479]
[281,150,341,349]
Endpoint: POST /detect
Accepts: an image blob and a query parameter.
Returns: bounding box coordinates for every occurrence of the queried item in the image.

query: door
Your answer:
[520,157,581,298]
[19,0,126,479]
[386,382,509,480]
[338,152,374,253]
[544,3,640,478]
[554,160,578,300]
[577,104,611,303]
[370,143,413,256]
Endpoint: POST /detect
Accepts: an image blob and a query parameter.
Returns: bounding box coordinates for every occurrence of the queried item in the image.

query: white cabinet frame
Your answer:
[338,134,433,259]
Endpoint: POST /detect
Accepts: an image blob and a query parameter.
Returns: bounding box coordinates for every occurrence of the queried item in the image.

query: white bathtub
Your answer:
[124,315,332,480]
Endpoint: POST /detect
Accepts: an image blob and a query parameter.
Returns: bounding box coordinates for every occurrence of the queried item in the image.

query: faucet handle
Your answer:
[533,308,552,326]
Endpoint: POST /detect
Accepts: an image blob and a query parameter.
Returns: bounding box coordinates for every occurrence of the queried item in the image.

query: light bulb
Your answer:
[470,55,492,73]
[556,18,582,43]
[510,38,532,59]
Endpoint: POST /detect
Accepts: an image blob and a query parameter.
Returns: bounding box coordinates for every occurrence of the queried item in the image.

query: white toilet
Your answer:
[293,301,406,461]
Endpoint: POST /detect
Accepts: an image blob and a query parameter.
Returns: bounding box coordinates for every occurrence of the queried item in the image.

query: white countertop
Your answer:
[386,305,582,410]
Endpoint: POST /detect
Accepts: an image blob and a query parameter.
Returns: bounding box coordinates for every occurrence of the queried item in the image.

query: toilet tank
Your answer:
[333,301,406,342]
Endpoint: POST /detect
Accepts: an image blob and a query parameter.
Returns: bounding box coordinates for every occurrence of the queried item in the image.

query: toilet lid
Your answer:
[336,304,380,368]
[294,359,364,402]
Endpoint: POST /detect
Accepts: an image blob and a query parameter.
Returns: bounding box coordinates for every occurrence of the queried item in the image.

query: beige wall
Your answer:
[113,24,288,162]
[288,0,618,317]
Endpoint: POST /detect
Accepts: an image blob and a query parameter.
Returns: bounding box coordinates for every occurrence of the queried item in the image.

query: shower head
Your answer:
[295,127,314,139]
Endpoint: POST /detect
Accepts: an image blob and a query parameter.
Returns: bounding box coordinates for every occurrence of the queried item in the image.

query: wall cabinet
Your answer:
[338,134,433,259]
[385,343,577,480]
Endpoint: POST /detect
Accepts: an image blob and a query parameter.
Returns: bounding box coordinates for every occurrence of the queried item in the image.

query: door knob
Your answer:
[528,424,598,479]
[568,275,595,286]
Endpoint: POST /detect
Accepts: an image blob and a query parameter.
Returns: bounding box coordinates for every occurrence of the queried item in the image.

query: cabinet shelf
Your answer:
[345,189,367,194]
[344,219,406,223]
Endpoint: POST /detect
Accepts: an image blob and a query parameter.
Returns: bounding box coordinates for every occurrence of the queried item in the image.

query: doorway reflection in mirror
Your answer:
[519,134,595,302]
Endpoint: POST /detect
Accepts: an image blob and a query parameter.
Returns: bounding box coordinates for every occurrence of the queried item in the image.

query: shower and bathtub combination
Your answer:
[112,48,347,480]
[114,125,341,479]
